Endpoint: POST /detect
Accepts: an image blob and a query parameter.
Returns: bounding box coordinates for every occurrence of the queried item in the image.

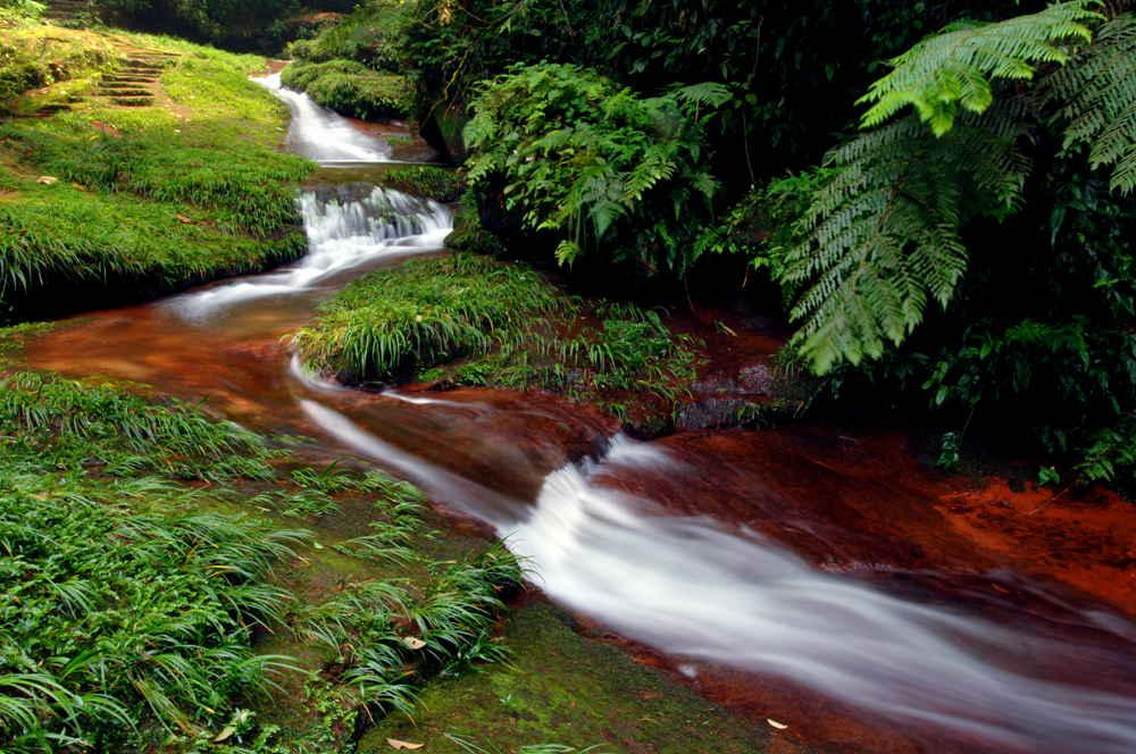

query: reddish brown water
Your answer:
[20,84,1136,754]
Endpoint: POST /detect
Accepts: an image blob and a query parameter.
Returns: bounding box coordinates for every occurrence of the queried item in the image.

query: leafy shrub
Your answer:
[464,63,723,277]
[281,59,411,120]
[286,0,410,71]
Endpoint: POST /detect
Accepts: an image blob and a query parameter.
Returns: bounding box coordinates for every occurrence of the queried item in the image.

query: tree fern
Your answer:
[781,107,1031,373]
[1043,14,1136,194]
[859,1,1098,135]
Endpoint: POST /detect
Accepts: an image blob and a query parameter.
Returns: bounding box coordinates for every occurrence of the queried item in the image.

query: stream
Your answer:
[24,74,1136,754]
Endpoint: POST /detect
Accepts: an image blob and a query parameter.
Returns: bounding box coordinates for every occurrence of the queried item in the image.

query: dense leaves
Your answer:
[464,63,720,276]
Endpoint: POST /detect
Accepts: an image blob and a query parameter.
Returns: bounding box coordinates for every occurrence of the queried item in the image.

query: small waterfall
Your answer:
[170,187,452,320]
[253,73,391,164]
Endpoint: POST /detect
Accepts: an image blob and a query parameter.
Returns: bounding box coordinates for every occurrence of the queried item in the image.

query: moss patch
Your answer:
[362,602,768,754]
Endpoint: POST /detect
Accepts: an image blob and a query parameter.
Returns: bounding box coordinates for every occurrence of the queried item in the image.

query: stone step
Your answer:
[97,88,152,97]
[110,96,154,107]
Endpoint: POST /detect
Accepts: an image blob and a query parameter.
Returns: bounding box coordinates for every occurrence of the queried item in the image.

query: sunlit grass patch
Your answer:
[0,23,314,314]
[293,254,701,427]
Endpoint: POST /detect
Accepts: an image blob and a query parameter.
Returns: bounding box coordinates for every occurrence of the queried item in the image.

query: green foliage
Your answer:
[0,369,527,750]
[281,59,412,120]
[779,112,1031,373]
[0,23,117,108]
[1043,14,1136,194]
[0,0,44,24]
[286,0,410,71]
[97,0,304,53]
[0,373,306,751]
[296,545,521,726]
[0,26,312,311]
[859,1,1098,135]
[293,253,562,381]
[294,254,700,420]
[464,63,719,276]
[377,165,464,203]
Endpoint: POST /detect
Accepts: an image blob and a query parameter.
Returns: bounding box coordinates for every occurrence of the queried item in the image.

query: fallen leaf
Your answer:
[212,724,236,743]
[37,176,58,185]
[767,718,788,730]
[386,739,424,750]
[175,213,193,224]
[401,636,426,650]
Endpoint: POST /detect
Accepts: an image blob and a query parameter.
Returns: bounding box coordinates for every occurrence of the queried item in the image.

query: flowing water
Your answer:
[23,76,1136,754]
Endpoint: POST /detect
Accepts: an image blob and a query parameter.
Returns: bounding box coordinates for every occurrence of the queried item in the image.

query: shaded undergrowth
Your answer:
[0,21,313,316]
[293,253,701,429]
[281,60,411,121]
[0,367,521,753]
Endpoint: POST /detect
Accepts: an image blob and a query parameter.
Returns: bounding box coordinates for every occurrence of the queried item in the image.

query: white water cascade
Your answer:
[254,72,392,164]
[299,401,1136,754]
[170,187,452,320]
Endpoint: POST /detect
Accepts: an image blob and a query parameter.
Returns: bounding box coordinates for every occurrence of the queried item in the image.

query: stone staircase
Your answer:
[43,0,100,26]
[92,52,179,108]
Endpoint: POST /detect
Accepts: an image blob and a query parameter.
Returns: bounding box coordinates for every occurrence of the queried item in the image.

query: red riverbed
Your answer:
[21,276,1136,754]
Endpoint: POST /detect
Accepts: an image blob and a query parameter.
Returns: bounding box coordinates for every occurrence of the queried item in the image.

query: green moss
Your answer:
[362,603,769,754]
[376,165,464,202]
[0,21,117,109]
[0,24,315,313]
[281,59,412,121]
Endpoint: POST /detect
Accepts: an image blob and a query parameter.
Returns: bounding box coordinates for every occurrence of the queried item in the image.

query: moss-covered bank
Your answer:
[0,20,313,317]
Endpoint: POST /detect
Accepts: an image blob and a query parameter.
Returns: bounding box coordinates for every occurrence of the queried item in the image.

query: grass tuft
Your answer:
[293,254,701,424]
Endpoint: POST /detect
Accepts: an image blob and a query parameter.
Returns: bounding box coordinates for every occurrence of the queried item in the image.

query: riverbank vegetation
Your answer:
[0,18,313,318]
[281,0,412,119]
[0,356,524,752]
[294,253,700,429]
[281,0,1136,492]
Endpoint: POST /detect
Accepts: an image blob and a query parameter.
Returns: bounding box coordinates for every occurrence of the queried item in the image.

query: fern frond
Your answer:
[1043,14,1136,193]
[860,1,1100,135]
[782,109,1031,373]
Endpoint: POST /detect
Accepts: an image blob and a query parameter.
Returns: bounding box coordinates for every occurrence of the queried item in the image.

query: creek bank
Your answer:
[0,22,312,316]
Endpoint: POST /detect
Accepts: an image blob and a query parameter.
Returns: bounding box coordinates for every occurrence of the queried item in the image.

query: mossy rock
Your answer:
[445,203,507,256]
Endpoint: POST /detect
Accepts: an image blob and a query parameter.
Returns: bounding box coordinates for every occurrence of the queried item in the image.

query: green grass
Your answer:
[0,23,314,314]
[0,369,523,752]
[281,59,412,121]
[293,254,701,428]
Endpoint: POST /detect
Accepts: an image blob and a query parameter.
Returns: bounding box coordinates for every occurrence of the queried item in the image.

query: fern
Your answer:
[859,1,1099,135]
[781,108,1031,373]
[464,63,719,274]
[1043,14,1136,194]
